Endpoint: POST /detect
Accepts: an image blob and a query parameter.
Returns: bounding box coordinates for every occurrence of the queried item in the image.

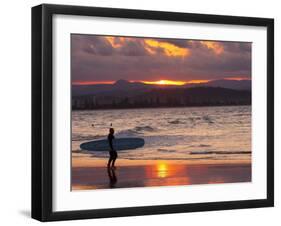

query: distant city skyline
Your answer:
[71,34,251,85]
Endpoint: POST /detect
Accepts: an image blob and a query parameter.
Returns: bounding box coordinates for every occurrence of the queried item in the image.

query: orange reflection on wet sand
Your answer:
[153,161,189,178]
[72,162,251,190]
[143,162,191,187]
[157,162,168,178]
[141,161,190,187]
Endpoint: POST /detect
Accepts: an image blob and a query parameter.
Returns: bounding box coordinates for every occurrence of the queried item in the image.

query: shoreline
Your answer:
[72,157,251,168]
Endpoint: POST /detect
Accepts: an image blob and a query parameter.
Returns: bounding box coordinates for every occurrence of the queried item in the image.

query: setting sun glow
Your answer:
[143,80,186,86]
[142,79,210,85]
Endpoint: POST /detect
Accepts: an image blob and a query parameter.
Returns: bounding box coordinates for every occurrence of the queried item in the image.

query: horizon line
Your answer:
[72,77,251,86]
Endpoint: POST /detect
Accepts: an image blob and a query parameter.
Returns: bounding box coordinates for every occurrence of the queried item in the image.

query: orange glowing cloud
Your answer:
[105,37,127,48]
[105,37,191,57]
[144,39,190,57]
[200,41,224,55]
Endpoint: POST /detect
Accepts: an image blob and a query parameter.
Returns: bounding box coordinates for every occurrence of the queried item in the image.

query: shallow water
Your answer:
[72,106,251,162]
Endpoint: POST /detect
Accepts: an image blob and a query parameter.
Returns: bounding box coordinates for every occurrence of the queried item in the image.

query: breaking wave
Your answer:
[134,126,155,132]
[157,149,176,153]
[116,129,141,137]
[116,125,156,137]
[168,119,183,124]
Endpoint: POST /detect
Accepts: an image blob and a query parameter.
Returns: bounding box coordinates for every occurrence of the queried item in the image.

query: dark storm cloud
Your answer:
[73,35,149,57]
[222,42,252,53]
[117,39,148,56]
[71,34,251,83]
[76,36,114,56]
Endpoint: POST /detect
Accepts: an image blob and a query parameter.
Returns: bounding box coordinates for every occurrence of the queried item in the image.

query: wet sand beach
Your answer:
[72,158,251,190]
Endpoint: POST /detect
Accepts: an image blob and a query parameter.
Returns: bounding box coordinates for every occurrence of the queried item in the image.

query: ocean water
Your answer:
[72,106,251,161]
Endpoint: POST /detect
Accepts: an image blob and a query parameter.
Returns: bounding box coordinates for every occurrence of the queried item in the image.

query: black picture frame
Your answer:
[32,3,274,222]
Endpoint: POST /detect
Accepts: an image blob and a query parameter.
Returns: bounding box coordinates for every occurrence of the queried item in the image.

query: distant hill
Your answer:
[72,79,251,97]
[186,79,251,90]
[72,79,149,96]
[72,86,251,110]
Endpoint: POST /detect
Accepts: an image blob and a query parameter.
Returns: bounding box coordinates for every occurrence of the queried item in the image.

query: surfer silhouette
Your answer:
[107,128,118,168]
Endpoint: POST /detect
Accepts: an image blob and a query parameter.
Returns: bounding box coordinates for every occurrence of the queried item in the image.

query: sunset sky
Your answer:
[71,34,251,85]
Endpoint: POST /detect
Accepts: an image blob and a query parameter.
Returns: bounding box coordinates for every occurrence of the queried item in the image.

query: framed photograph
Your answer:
[32,4,274,221]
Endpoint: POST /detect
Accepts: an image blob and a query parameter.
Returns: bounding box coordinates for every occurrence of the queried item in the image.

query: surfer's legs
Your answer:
[112,158,116,167]
[108,151,117,168]
[112,151,118,167]
[107,157,113,168]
